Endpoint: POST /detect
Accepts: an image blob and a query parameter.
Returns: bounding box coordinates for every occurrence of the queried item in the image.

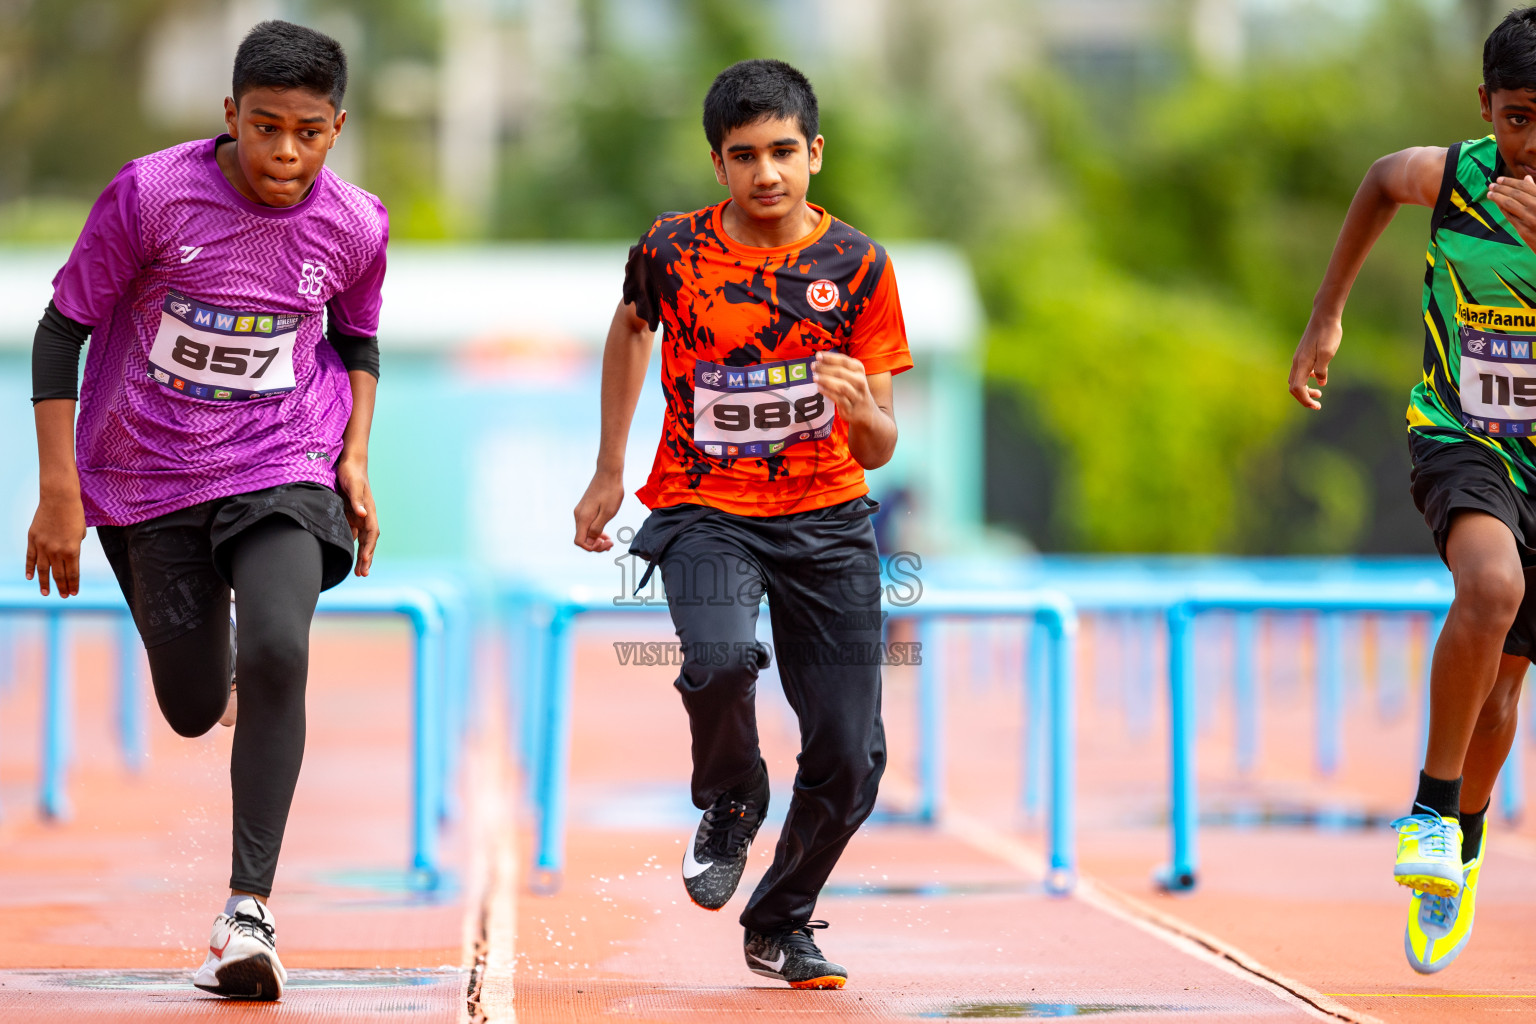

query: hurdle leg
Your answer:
[1045,607,1078,894]
[1317,613,1344,776]
[522,602,553,801]
[411,604,445,888]
[1419,613,1448,763]
[1234,612,1258,777]
[1161,604,1198,891]
[501,597,523,773]
[1021,618,1048,818]
[532,608,575,891]
[438,591,469,825]
[1500,714,1525,824]
[116,612,145,771]
[917,616,945,823]
[41,610,72,821]
[1499,665,1528,824]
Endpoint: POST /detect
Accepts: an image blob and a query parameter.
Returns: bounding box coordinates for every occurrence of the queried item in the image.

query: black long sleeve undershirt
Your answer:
[30,302,379,404]
[326,322,381,380]
[30,301,91,403]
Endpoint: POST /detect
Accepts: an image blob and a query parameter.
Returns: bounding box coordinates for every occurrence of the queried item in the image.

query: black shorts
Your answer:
[98,482,354,648]
[1409,431,1536,659]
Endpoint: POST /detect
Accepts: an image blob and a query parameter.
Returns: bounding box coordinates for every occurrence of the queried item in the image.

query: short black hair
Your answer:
[702,59,819,153]
[232,20,348,110]
[1485,7,1536,93]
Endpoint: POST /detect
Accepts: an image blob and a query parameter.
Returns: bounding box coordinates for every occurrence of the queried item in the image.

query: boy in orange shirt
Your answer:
[574,59,911,988]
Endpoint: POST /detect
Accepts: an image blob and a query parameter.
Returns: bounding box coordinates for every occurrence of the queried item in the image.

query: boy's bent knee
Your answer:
[238,633,309,692]
[1447,512,1524,624]
[675,643,765,695]
[146,651,229,737]
[1455,561,1525,626]
[159,696,224,737]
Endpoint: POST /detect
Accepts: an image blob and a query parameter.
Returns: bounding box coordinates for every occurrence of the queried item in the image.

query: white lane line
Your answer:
[939,809,1382,1024]
[463,689,518,1024]
[476,802,518,1022]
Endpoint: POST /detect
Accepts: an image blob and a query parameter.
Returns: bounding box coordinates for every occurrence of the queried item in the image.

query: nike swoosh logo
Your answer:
[749,950,787,971]
[682,843,713,880]
[209,937,231,960]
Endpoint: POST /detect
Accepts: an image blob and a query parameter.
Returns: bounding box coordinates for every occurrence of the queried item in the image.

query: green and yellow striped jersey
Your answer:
[1409,134,1536,492]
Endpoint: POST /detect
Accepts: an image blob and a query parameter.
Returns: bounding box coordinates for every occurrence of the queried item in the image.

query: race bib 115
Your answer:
[146,291,302,401]
[692,357,835,458]
[1458,321,1536,437]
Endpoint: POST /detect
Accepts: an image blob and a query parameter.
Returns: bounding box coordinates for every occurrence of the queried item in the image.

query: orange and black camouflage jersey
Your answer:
[624,200,912,517]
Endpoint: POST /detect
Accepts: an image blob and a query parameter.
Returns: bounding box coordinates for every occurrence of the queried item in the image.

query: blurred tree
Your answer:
[0,0,182,232]
[1463,0,1502,35]
[490,0,749,238]
[0,0,442,239]
[985,0,1486,552]
[983,218,1291,552]
[489,0,1002,245]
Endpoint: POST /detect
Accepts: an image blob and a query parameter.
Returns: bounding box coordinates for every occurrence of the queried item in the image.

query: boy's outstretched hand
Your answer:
[1488,175,1536,251]
[1288,314,1343,410]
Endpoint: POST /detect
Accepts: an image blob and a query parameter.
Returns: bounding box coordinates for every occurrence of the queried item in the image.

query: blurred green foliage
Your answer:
[0,0,439,235]
[0,0,179,209]
[984,217,1293,551]
[0,0,1503,552]
[985,1,1490,552]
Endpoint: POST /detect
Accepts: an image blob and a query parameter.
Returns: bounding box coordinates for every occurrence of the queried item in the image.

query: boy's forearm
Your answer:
[847,406,897,470]
[339,370,377,468]
[1312,160,1405,321]
[595,312,654,475]
[34,399,80,498]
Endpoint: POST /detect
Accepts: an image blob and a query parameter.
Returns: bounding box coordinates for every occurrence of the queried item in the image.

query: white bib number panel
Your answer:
[1458,325,1536,437]
[147,291,302,401]
[693,358,836,458]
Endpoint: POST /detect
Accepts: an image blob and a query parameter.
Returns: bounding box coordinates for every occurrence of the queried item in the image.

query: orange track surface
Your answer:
[4,611,1536,1021]
[0,620,468,1020]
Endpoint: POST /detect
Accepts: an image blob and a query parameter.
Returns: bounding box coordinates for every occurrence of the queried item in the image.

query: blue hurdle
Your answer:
[1160,584,1454,892]
[0,581,459,888]
[514,586,1080,896]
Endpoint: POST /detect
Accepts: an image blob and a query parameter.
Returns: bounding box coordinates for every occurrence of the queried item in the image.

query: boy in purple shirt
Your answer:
[23,21,384,1001]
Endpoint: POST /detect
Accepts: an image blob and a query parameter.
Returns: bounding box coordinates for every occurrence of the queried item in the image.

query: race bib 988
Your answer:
[693,357,836,458]
[146,291,302,401]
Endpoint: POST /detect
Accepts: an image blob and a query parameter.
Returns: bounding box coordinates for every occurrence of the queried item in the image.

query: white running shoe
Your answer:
[192,897,285,1000]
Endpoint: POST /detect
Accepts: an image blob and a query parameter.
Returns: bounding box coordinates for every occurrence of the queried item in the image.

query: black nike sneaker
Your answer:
[682,764,769,910]
[743,920,847,989]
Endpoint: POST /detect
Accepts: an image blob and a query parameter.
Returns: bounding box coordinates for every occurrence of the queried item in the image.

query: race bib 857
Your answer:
[146,291,302,401]
[692,357,836,458]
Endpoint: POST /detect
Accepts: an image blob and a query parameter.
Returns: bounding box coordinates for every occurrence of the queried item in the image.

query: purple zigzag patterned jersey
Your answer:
[51,136,388,526]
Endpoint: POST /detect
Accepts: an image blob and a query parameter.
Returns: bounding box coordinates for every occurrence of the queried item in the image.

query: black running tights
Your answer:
[143,519,322,897]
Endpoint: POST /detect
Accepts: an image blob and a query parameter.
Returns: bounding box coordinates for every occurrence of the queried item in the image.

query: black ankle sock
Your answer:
[1460,800,1490,863]
[1413,771,1462,820]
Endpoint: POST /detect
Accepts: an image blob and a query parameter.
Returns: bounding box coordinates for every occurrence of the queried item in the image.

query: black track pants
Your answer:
[102,514,324,896]
[634,496,887,934]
